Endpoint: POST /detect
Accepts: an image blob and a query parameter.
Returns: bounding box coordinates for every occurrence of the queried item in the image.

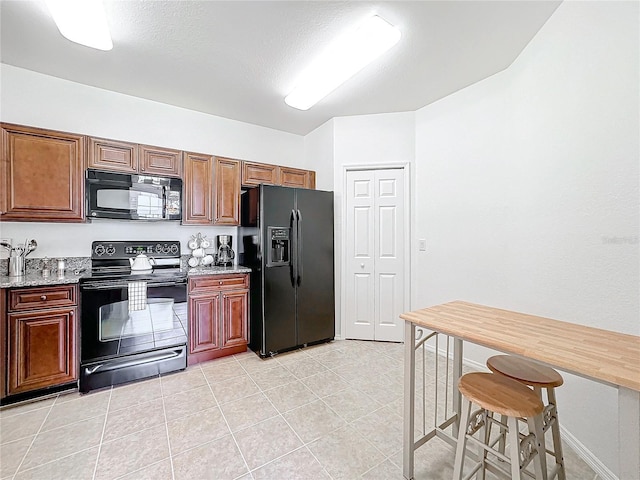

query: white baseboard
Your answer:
[560,426,617,480]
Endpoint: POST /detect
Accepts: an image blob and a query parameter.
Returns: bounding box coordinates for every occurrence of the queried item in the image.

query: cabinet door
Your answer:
[188,294,220,354]
[242,161,279,187]
[7,307,77,395]
[213,157,241,225]
[87,137,138,173]
[182,152,213,224]
[221,290,248,348]
[279,166,314,189]
[139,145,181,177]
[1,124,84,221]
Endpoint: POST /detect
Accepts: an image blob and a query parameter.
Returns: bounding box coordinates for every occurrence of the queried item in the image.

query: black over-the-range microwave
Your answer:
[86,169,183,221]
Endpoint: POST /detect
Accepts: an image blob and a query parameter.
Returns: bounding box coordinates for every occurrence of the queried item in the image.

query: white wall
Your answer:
[331,112,416,337]
[0,65,306,258]
[303,119,334,191]
[413,1,639,476]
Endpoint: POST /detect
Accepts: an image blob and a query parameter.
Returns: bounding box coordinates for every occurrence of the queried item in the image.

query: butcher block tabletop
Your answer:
[400,300,640,392]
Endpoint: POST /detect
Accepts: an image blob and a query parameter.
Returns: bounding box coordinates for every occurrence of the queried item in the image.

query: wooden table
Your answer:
[401,301,640,480]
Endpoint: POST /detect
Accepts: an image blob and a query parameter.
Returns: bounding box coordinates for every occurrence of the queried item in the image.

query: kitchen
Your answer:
[1,1,638,480]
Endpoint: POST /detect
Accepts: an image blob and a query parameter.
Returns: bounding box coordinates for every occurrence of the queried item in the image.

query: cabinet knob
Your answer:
[360,263,365,268]
[70,310,74,317]
[40,295,47,301]
[219,281,223,285]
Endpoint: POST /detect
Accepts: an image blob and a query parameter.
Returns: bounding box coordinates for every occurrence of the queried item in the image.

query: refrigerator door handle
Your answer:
[297,209,303,286]
[291,209,298,287]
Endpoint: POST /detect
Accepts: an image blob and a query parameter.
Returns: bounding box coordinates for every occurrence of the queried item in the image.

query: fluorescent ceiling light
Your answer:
[45,0,113,51]
[285,15,401,111]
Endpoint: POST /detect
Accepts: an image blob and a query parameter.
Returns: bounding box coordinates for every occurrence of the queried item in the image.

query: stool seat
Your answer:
[458,372,544,418]
[487,355,564,388]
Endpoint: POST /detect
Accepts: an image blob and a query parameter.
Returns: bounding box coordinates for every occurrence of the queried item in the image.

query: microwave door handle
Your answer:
[162,185,168,219]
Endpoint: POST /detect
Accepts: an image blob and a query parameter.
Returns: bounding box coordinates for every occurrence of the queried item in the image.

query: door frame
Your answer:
[340,162,412,341]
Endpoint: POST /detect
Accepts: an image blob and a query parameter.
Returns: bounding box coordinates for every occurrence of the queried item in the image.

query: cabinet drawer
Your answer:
[189,274,249,293]
[9,285,77,311]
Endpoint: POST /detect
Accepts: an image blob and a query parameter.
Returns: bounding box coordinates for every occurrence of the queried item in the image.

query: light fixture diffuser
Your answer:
[285,15,401,111]
[46,0,113,51]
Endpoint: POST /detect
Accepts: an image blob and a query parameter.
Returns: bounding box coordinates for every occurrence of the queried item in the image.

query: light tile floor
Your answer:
[0,340,600,480]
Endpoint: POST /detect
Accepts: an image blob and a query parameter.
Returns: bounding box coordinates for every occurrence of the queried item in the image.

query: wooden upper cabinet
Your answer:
[280,166,315,189]
[242,161,279,187]
[87,137,138,173]
[214,157,241,225]
[88,137,181,177]
[241,160,316,190]
[1,123,84,222]
[182,151,213,224]
[139,145,181,177]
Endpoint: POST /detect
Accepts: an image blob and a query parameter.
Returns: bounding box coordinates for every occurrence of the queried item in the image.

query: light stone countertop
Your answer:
[187,265,252,276]
[1,265,252,289]
[0,272,86,289]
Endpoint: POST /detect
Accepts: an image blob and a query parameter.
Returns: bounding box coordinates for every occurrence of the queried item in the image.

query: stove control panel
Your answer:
[91,241,181,259]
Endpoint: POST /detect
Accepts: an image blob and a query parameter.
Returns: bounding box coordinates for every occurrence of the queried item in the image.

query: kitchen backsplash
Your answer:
[0,221,238,260]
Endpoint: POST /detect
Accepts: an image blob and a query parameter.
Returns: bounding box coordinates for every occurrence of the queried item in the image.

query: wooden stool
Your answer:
[487,355,565,480]
[453,372,547,480]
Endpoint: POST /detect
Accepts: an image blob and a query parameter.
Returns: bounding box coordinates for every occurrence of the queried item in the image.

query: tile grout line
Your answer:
[91,387,113,480]
[203,358,253,477]
[159,373,176,480]
[238,353,335,480]
[8,393,59,480]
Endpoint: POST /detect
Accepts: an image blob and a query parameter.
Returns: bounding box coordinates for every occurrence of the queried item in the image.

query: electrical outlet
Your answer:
[418,239,427,251]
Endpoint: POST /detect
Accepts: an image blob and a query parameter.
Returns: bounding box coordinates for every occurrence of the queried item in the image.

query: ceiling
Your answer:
[0,1,561,136]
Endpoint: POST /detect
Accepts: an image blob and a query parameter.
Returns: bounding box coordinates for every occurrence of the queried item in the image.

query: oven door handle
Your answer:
[81,281,185,290]
[84,348,185,374]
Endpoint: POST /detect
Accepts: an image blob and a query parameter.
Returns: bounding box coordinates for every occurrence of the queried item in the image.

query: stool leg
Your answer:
[547,387,566,480]
[528,413,548,480]
[476,410,490,480]
[454,397,472,480]
[507,416,522,479]
[497,413,507,456]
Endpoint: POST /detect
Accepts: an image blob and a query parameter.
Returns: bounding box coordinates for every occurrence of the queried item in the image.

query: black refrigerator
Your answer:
[241,184,335,357]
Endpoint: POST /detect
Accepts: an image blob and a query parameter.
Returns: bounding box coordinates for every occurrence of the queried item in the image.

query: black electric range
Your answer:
[79,240,188,393]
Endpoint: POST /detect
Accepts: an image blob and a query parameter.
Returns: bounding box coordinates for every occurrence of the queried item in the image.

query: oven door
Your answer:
[80,279,188,392]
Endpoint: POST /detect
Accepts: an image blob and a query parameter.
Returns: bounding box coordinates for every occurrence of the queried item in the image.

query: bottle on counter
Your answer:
[57,258,65,277]
[42,257,50,277]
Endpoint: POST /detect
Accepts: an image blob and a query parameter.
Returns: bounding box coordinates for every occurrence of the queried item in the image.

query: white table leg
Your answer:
[618,386,640,480]
[403,320,416,480]
[452,337,463,436]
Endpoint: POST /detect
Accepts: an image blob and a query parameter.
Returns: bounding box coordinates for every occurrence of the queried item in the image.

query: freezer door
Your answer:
[261,185,298,354]
[295,188,335,345]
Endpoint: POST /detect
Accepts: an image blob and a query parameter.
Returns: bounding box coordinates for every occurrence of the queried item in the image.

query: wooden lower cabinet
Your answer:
[5,285,78,397]
[188,274,248,364]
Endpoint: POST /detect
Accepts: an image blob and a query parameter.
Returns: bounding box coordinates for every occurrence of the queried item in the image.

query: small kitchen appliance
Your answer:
[79,240,187,393]
[215,235,235,266]
[86,169,182,221]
